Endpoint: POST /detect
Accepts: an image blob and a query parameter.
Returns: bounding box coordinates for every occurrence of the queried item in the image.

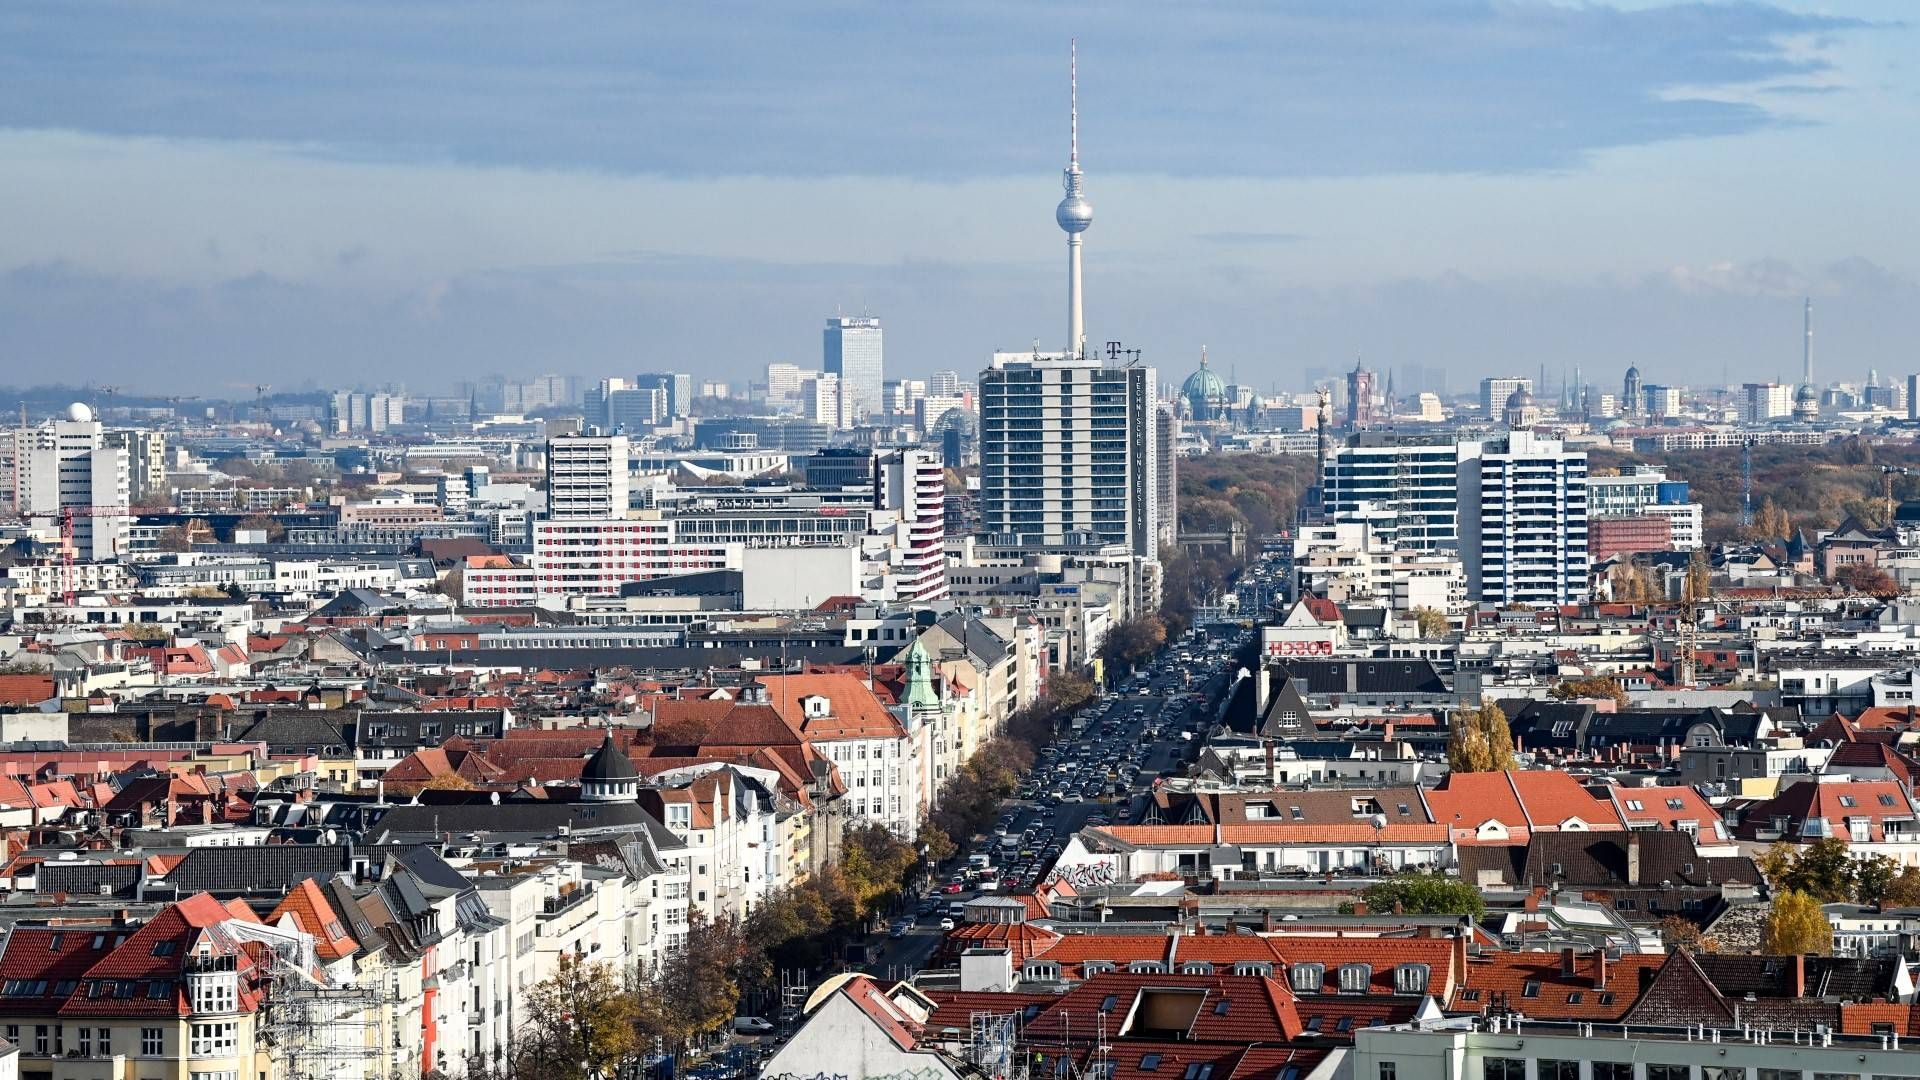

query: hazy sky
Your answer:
[2,1,1916,397]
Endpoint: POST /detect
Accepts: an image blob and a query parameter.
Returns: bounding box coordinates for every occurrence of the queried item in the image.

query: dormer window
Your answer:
[1289,963,1324,992]
[1180,962,1213,975]
[801,696,831,719]
[1336,964,1372,993]
[1232,962,1273,977]
[1394,964,1430,994]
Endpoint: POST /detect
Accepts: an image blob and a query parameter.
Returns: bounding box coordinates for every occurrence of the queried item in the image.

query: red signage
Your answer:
[1265,639,1333,656]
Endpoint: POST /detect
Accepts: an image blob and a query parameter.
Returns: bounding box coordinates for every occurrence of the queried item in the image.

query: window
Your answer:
[191,1072,239,1080]
[1542,1062,1581,1080]
[1140,1056,1162,1072]
[142,1028,164,1056]
[1810,1074,1859,1080]
[1182,1065,1213,1080]
[1394,964,1430,994]
[191,1022,237,1056]
[1337,964,1372,993]
[79,1028,91,1056]
[35,1024,48,1055]
[1290,964,1324,992]
[1702,1069,1747,1080]
[97,1027,110,1056]
[1756,1072,1800,1080]
[1522,980,1541,998]
[1484,1059,1526,1080]
[1380,1065,1397,1080]
[1648,1067,1691,1080]
[1594,1065,1634,1080]
[1566,992,1584,1004]
[1666,798,1686,811]
[1838,796,1857,808]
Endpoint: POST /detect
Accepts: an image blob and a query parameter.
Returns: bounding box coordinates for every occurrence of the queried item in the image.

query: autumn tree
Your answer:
[1835,563,1897,595]
[1881,865,1920,908]
[651,911,747,1043]
[522,954,644,1080]
[1685,547,1712,602]
[1098,616,1168,677]
[1656,914,1712,953]
[1762,889,1832,956]
[1412,607,1449,637]
[153,526,192,553]
[235,513,287,542]
[1447,703,1516,772]
[421,772,475,792]
[1549,676,1630,708]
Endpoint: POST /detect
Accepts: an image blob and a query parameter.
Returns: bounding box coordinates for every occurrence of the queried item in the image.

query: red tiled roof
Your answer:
[268,878,358,962]
[0,675,55,707]
[1450,951,1664,1021]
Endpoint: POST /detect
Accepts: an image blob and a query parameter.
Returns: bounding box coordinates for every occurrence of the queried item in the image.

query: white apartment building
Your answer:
[1464,430,1591,606]
[1292,522,1468,615]
[643,762,790,920]
[1744,381,1794,422]
[545,434,629,520]
[763,363,811,407]
[876,448,948,603]
[760,672,934,840]
[14,407,131,561]
[977,353,1159,559]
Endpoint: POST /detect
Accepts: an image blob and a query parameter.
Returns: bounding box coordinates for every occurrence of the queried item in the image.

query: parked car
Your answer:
[734,1016,776,1035]
[939,917,956,931]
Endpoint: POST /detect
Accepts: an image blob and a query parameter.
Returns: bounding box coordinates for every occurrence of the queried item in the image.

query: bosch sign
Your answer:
[1265,639,1333,656]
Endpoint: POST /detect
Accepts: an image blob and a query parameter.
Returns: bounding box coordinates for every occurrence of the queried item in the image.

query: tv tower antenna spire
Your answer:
[1056,39,1093,359]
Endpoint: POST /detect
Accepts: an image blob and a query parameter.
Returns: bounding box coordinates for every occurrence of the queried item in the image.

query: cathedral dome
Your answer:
[1181,350,1230,419]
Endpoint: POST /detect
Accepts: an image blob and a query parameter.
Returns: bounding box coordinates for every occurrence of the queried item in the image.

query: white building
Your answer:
[1481,376,1532,418]
[1588,466,1705,550]
[545,434,629,520]
[978,353,1159,560]
[825,315,884,421]
[800,372,849,429]
[1744,381,1794,422]
[1321,440,1467,552]
[764,363,812,407]
[14,406,131,561]
[1464,430,1590,606]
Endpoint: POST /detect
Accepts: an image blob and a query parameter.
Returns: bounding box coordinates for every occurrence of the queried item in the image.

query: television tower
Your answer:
[1056,40,1093,358]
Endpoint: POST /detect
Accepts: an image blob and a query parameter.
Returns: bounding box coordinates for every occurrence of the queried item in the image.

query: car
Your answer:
[734,1016,776,1035]
[889,919,912,938]
[918,898,940,916]
[941,882,964,893]
[939,917,956,930]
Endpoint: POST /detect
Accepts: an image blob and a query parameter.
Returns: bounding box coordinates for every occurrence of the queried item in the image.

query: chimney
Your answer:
[1266,741,1277,787]
[1593,949,1608,990]
[1351,901,1369,916]
[1523,888,1543,912]
[1561,948,1576,977]
[1383,721,1395,743]
[1793,953,1806,998]
[1454,929,1470,981]
[1627,833,1642,885]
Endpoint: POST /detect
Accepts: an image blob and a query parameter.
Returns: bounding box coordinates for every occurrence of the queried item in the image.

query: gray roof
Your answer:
[366,801,670,842]
[156,844,356,896]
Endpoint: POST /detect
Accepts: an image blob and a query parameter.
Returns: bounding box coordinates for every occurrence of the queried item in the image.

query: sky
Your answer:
[2,0,1917,398]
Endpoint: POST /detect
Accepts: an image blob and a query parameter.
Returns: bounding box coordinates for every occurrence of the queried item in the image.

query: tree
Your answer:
[1412,607,1449,637]
[837,824,919,919]
[1549,677,1630,708]
[1447,703,1515,772]
[1835,563,1897,595]
[421,771,474,791]
[1853,853,1900,906]
[1685,548,1712,602]
[235,513,287,542]
[1345,873,1485,917]
[153,526,191,553]
[1756,841,1799,888]
[652,911,747,1043]
[1762,889,1832,956]
[1779,837,1858,903]
[1656,914,1713,953]
[1755,497,1792,541]
[1098,616,1167,677]
[1881,865,1920,908]
[917,822,958,866]
[521,954,643,1080]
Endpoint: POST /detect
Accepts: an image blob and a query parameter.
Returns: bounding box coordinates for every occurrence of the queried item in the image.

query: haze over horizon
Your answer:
[3,1,1917,395]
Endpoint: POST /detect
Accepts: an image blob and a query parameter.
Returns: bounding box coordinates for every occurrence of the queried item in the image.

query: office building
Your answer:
[876,448,949,603]
[1588,466,1703,550]
[823,316,884,420]
[605,385,668,431]
[928,370,963,396]
[15,404,131,561]
[1643,384,1683,418]
[1480,376,1531,419]
[635,372,693,419]
[978,353,1159,559]
[328,391,404,433]
[545,435,630,520]
[1320,439,1468,553]
[105,429,168,505]
[1155,406,1179,552]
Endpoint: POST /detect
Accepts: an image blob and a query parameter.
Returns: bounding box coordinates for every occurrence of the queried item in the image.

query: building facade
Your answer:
[823,316,884,422]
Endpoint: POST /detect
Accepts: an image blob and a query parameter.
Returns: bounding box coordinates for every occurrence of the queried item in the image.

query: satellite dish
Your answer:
[1369,813,1389,830]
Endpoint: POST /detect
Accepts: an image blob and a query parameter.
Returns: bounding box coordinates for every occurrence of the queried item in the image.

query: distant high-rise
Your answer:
[928,370,964,396]
[635,372,692,419]
[1794,297,1820,423]
[823,316,884,421]
[1480,376,1531,420]
[1056,41,1093,357]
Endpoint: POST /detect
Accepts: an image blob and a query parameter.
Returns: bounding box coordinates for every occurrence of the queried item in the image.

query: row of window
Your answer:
[11,1023,184,1057]
[1473,1061,1892,1080]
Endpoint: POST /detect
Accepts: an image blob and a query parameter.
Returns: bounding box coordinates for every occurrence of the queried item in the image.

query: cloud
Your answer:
[0,1,1873,178]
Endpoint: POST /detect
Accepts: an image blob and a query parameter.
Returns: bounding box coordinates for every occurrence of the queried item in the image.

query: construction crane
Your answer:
[1879,464,1916,525]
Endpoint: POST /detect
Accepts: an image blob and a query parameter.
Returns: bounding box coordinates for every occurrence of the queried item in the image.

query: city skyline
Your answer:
[3,2,1918,391]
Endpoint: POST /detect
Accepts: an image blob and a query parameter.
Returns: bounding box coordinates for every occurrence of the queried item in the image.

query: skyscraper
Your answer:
[978,354,1158,558]
[545,434,630,520]
[635,372,693,419]
[823,316,883,421]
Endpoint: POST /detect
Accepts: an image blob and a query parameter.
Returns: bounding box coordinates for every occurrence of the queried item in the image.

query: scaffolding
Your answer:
[968,1011,1027,1080]
[245,922,398,1080]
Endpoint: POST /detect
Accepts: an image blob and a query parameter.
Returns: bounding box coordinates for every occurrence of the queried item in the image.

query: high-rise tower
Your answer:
[1794,296,1820,422]
[1056,41,1092,358]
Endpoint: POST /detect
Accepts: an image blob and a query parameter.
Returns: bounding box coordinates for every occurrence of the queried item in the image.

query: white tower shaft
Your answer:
[1054,39,1092,359]
[1803,296,1813,386]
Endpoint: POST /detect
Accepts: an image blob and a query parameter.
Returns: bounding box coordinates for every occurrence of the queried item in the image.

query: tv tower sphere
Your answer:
[1057,190,1092,233]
